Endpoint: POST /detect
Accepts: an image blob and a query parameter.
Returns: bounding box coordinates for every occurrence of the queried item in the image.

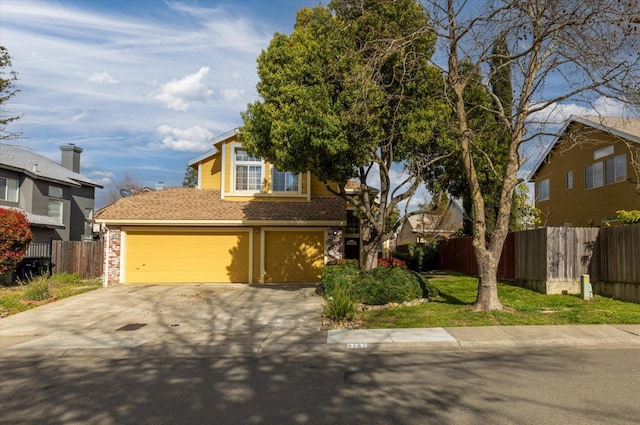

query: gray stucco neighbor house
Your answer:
[0,143,103,242]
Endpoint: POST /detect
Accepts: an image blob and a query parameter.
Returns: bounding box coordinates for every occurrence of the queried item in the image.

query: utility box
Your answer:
[580,274,593,300]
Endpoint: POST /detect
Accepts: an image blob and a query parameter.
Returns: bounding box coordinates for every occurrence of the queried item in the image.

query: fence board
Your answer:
[50,240,103,279]
[438,234,515,279]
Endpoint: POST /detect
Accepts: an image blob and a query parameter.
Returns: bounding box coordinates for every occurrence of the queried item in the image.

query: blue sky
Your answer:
[1,0,318,205]
[1,0,631,209]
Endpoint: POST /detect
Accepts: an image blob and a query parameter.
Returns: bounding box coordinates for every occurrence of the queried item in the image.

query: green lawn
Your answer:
[0,273,102,318]
[358,272,640,328]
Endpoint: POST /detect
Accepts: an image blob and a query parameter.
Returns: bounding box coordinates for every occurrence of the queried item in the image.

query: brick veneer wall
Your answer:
[327,226,343,262]
[105,226,121,286]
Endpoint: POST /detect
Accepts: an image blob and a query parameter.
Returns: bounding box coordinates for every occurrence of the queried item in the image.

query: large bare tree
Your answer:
[423,0,640,310]
[0,46,22,141]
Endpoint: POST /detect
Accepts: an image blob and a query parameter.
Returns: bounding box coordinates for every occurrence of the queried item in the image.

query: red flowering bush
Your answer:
[0,209,33,274]
[377,257,407,269]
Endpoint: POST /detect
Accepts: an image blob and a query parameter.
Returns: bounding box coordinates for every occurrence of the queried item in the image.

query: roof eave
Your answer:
[95,219,346,227]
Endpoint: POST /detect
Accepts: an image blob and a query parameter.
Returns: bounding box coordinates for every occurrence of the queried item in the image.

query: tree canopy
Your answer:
[239,0,449,269]
[0,46,21,141]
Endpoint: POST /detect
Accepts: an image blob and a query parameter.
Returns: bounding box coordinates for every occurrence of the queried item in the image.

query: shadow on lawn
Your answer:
[434,290,472,306]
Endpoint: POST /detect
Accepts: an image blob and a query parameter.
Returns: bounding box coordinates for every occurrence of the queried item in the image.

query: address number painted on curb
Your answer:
[347,343,368,349]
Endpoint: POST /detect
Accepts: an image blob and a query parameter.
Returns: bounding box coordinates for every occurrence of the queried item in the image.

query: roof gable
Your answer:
[0,144,102,188]
[529,115,640,180]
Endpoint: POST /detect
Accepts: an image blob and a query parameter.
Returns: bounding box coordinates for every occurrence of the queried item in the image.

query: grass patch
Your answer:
[0,273,101,318]
[358,272,640,328]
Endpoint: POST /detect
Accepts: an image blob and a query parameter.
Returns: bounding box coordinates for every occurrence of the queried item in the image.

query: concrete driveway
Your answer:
[0,283,326,357]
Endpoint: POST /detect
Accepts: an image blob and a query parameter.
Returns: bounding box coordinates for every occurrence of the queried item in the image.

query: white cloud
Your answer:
[86,71,119,84]
[153,67,213,111]
[156,125,213,152]
[86,170,115,186]
[221,88,245,101]
[71,111,86,122]
[528,96,628,126]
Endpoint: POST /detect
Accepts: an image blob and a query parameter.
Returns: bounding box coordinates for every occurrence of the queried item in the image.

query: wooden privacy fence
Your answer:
[438,233,515,279]
[51,240,103,279]
[438,224,640,302]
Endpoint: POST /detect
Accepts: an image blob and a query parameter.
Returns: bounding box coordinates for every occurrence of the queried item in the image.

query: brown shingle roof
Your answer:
[96,188,346,223]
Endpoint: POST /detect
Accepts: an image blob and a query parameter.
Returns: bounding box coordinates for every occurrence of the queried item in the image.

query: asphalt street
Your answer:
[1,348,639,425]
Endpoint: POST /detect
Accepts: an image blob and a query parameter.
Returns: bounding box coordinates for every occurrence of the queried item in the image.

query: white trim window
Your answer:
[234,148,263,192]
[0,177,19,202]
[536,179,550,201]
[272,168,299,192]
[566,171,573,189]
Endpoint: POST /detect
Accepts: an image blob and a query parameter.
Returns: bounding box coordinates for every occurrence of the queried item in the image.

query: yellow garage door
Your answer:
[264,230,324,283]
[125,229,250,283]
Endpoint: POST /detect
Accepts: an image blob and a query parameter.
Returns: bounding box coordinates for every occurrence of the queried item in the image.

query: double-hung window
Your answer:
[536,179,549,201]
[0,177,19,202]
[48,185,64,224]
[585,162,603,189]
[272,169,299,192]
[604,154,626,184]
[234,149,263,192]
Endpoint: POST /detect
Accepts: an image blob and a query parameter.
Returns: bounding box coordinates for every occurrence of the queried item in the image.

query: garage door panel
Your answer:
[125,230,249,283]
[264,231,324,283]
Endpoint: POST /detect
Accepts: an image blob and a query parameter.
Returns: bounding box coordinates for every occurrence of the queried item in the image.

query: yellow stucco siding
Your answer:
[124,228,250,283]
[263,230,325,283]
[535,125,640,226]
[310,175,335,196]
[199,156,221,190]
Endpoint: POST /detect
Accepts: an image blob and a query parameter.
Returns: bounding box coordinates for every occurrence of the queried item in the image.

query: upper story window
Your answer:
[585,153,626,189]
[566,171,573,189]
[346,210,360,234]
[272,169,299,192]
[48,199,63,224]
[234,148,263,192]
[593,145,614,160]
[49,185,64,198]
[604,154,626,184]
[585,162,604,189]
[0,177,19,202]
[536,179,550,201]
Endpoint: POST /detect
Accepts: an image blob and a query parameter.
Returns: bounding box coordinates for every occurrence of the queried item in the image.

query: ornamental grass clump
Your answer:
[22,276,53,301]
[324,285,357,321]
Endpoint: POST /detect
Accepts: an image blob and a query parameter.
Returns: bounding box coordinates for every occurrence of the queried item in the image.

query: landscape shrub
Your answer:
[412,271,440,298]
[323,285,357,321]
[377,257,407,268]
[393,242,439,272]
[321,263,360,297]
[353,267,422,305]
[325,258,360,268]
[0,209,33,274]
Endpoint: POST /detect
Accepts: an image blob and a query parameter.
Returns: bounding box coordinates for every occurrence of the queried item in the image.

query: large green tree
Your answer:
[424,0,640,311]
[0,46,21,140]
[240,0,448,269]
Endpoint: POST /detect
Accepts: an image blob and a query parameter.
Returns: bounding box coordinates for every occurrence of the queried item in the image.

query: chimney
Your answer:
[60,144,83,173]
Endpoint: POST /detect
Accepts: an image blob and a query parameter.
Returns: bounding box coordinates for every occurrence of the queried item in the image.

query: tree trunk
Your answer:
[360,218,379,270]
[362,241,379,270]
[473,246,504,311]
